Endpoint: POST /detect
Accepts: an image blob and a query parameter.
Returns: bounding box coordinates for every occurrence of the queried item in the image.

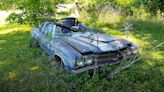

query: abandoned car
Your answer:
[31,17,138,73]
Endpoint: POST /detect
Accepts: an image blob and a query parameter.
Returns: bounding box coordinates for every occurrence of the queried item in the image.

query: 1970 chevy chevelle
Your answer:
[31,17,138,73]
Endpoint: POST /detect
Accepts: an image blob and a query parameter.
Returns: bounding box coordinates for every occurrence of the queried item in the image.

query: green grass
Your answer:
[0,17,164,92]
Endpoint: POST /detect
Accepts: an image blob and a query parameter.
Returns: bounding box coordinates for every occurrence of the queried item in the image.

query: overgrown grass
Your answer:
[0,16,164,92]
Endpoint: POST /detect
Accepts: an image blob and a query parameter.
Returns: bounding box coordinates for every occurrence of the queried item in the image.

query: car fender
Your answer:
[51,39,82,70]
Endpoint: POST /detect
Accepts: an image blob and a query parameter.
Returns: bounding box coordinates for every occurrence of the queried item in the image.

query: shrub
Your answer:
[78,0,163,16]
[2,0,63,26]
[6,13,24,24]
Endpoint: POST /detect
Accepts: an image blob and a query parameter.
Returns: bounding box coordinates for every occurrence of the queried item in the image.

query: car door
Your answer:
[40,21,54,55]
[49,25,64,55]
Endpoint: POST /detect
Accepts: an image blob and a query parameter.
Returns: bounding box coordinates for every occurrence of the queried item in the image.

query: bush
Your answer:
[78,0,163,16]
[6,13,24,24]
[1,0,64,26]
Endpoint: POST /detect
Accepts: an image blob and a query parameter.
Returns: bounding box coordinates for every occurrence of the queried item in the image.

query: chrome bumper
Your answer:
[71,61,122,74]
[71,55,135,74]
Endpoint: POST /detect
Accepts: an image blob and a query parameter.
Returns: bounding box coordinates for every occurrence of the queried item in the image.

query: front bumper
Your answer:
[71,44,139,74]
[71,61,122,74]
[71,53,137,74]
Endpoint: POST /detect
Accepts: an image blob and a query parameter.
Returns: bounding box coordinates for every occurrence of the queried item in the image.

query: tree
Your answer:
[0,0,63,25]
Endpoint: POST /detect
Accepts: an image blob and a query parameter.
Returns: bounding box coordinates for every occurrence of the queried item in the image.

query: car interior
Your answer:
[59,17,81,33]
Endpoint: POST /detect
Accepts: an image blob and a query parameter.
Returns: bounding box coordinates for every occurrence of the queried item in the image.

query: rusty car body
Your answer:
[31,17,138,73]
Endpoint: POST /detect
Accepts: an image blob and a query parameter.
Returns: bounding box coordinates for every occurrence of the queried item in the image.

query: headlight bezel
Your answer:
[84,58,93,65]
[76,57,93,67]
[76,58,85,67]
[130,45,138,54]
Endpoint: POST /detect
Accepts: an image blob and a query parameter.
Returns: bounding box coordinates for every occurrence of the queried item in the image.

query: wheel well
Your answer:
[54,55,62,62]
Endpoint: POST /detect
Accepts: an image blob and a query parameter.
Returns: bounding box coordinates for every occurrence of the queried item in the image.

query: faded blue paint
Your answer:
[31,17,138,73]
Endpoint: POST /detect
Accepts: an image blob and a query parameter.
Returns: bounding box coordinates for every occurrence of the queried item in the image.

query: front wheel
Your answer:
[55,56,64,69]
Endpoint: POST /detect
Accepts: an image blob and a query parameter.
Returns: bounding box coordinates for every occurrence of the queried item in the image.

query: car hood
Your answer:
[60,32,129,54]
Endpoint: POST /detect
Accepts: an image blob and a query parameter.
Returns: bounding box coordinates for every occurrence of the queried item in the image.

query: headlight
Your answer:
[76,58,93,67]
[132,49,138,54]
[131,46,138,54]
[127,50,132,55]
[76,61,84,67]
[76,58,85,67]
[84,58,93,65]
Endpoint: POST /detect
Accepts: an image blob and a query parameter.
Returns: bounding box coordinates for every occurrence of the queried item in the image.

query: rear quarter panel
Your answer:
[31,28,42,42]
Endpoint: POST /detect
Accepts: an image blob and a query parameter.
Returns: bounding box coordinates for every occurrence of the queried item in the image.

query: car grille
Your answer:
[94,52,119,64]
[93,51,122,65]
[74,48,128,70]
